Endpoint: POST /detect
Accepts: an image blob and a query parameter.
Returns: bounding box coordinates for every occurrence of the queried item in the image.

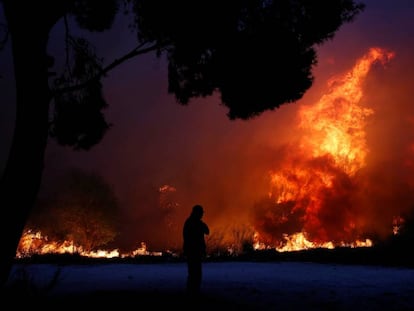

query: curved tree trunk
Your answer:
[0,0,64,288]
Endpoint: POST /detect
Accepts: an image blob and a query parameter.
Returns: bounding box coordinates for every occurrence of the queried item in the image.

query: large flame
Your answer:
[254,47,395,250]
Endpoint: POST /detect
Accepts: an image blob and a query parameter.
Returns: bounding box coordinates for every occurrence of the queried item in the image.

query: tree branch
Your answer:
[52,41,167,95]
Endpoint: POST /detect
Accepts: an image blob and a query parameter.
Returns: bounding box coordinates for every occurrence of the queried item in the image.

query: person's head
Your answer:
[191,204,204,219]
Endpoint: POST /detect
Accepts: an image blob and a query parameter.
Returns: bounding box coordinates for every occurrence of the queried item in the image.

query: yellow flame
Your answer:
[298,47,394,175]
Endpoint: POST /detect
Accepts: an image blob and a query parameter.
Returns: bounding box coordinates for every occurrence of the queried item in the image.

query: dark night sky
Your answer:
[2,0,414,251]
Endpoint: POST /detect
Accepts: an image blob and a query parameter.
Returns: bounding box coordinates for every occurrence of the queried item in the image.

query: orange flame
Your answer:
[255,47,395,250]
[298,47,394,175]
[16,230,164,258]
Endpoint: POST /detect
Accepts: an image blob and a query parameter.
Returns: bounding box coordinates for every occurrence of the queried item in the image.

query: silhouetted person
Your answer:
[183,204,209,295]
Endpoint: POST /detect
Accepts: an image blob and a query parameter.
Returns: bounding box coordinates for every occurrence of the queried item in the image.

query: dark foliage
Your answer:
[50,36,111,150]
[133,0,365,120]
[69,0,120,32]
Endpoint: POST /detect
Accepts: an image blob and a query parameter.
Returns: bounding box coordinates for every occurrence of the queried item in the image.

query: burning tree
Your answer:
[253,47,396,249]
[22,168,120,254]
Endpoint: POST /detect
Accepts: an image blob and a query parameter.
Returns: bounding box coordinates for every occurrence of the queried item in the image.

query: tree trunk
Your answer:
[0,1,63,288]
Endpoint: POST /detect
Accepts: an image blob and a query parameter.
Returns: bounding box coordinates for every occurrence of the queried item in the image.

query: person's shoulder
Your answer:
[183,217,191,227]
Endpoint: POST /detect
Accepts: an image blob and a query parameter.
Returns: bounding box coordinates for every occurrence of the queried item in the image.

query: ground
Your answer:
[3,260,414,310]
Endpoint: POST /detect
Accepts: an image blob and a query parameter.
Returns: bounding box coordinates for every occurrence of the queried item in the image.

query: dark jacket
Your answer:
[183,213,209,257]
